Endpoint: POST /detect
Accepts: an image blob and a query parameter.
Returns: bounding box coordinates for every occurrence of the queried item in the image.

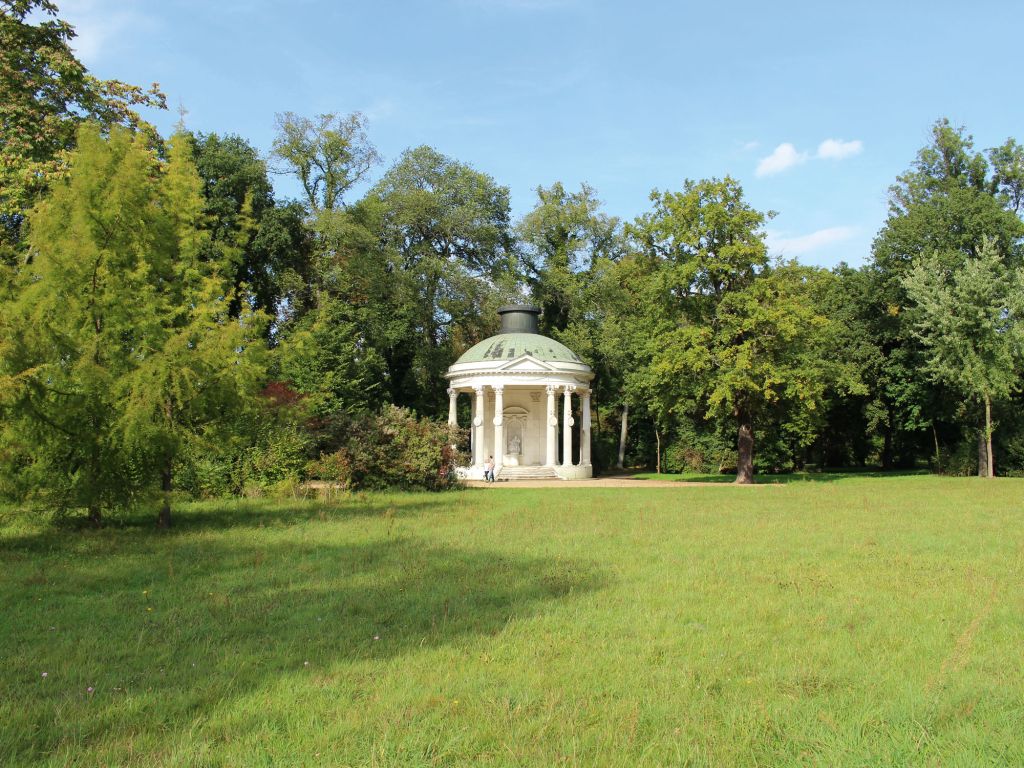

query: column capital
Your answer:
[472,384,485,394]
[491,384,504,394]
[545,384,559,395]
[447,387,457,397]
[562,384,577,394]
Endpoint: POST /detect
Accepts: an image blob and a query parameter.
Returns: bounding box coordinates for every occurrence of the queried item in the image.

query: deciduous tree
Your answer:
[271,111,380,213]
[902,238,1024,477]
[0,0,164,262]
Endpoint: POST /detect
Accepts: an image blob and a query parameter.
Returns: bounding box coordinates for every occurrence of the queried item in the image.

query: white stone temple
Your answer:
[445,305,594,480]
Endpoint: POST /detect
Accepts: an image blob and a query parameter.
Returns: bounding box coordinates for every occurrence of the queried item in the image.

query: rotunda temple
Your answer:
[445,305,594,480]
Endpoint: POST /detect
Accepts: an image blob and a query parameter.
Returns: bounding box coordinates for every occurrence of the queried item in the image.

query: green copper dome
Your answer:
[454,332,583,365]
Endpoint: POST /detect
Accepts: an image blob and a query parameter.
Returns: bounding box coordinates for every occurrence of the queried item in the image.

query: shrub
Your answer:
[663,424,734,474]
[235,425,312,489]
[308,406,459,491]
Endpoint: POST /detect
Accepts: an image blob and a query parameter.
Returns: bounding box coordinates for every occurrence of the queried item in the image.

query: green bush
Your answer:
[662,423,734,474]
[308,406,459,491]
[175,444,235,499]
[937,438,979,477]
[176,383,313,499]
[235,426,312,489]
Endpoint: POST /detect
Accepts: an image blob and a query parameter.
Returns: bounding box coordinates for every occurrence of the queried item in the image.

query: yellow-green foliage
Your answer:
[0,124,267,522]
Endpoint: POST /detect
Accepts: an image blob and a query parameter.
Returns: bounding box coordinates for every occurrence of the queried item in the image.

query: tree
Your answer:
[988,138,1024,214]
[871,118,1024,470]
[0,0,164,262]
[271,111,380,212]
[277,295,385,419]
[902,238,1024,477]
[518,182,621,335]
[626,178,857,482]
[0,124,266,526]
[366,145,518,413]
[627,177,769,481]
[702,264,856,482]
[518,182,626,468]
[189,131,312,327]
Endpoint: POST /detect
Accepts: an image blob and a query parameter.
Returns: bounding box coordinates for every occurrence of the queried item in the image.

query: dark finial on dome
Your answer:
[497,304,541,334]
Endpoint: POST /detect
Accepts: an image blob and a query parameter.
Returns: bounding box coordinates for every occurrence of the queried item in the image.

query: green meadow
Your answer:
[2,476,1023,767]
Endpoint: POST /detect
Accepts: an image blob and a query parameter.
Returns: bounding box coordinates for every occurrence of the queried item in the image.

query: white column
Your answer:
[545,385,557,467]
[447,387,458,427]
[581,389,592,467]
[492,385,504,472]
[473,385,486,468]
[562,385,575,467]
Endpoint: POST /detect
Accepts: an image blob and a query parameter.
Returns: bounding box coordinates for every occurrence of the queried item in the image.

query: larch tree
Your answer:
[0,124,266,526]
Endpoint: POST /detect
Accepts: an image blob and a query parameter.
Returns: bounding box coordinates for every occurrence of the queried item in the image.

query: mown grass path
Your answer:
[2,476,1022,766]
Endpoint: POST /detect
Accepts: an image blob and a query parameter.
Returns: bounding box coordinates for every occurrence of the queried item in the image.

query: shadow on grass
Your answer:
[623,469,932,484]
[0,511,608,762]
[0,493,464,552]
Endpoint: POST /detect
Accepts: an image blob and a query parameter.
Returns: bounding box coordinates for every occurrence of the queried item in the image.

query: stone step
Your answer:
[496,466,560,481]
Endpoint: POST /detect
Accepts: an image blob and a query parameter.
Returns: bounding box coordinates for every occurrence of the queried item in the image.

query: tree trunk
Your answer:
[158,461,172,529]
[616,403,628,470]
[159,398,174,528]
[985,393,994,479]
[736,408,754,485]
[655,426,661,474]
[977,429,989,478]
[932,423,941,468]
[881,404,894,470]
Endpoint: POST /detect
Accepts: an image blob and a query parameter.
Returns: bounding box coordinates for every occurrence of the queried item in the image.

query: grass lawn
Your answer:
[2,476,1023,766]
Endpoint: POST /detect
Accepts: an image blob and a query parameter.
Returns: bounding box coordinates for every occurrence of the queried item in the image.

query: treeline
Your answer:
[2,3,1024,526]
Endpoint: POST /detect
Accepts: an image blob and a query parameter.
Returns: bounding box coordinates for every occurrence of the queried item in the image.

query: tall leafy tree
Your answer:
[627,178,856,481]
[271,111,380,213]
[0,124,266,526]
[902,238,1024,477]
[701,263,856,482]
[518,182,621,335]
[626,177,770,478]
[871,118,1024,470]
[367,145,518,413]
[0,0,164,262]
[189,131,312,327]
[518,182,625,465]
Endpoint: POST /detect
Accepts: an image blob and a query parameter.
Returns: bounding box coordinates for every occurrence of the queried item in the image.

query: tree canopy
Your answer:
[0,0,165,262]
[5,15,1024,525]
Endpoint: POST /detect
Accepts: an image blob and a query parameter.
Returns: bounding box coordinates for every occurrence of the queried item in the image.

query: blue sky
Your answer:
[60,0,1024,268]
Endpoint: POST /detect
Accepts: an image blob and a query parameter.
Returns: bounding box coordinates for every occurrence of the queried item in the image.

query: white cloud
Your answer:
[765,226,856,257]
[740,140,760,152]
[754,137,865,177]
[60,0,151,65]
[756,143,808,177]
[817,138,863,160]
